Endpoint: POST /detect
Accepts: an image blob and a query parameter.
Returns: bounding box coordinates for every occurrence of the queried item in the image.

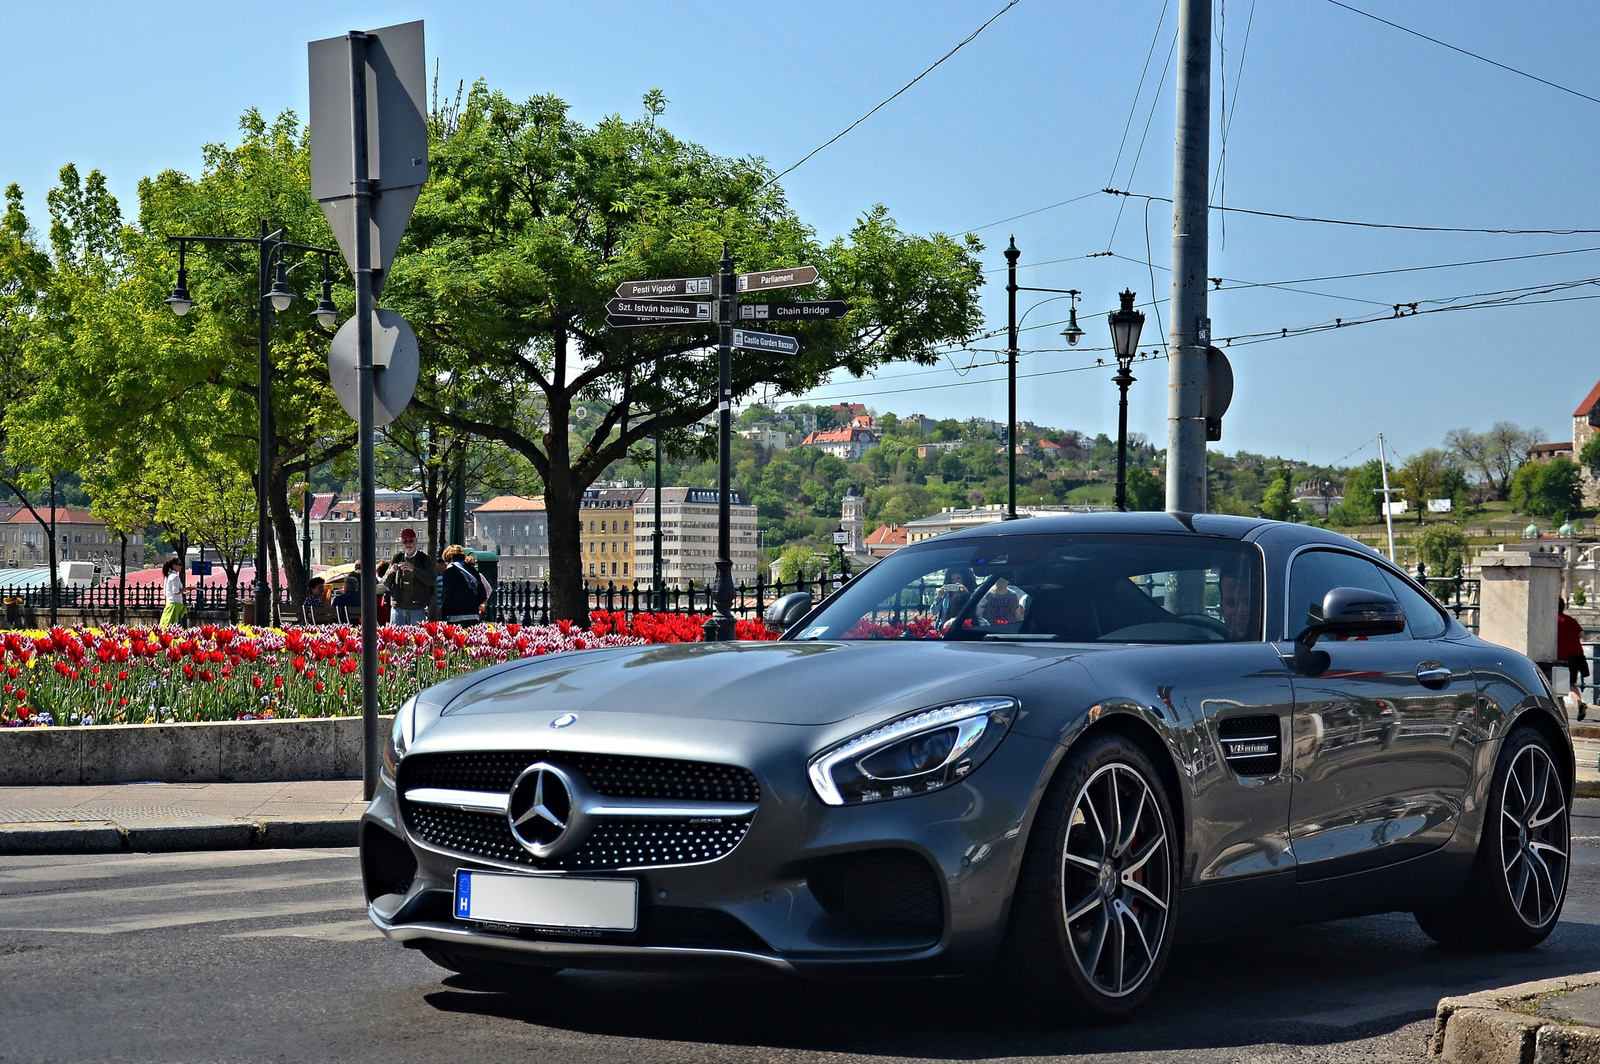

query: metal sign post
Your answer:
[310,21,427,800]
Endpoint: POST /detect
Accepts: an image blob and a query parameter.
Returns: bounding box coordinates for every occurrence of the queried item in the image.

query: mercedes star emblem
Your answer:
[506,762,583,858]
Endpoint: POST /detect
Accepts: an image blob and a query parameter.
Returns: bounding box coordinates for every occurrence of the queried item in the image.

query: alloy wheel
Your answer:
[1060,762,1172,998]
[1499,742,1568,930]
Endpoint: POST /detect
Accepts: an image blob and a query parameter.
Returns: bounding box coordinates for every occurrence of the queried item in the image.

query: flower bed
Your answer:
[1,611,777,727]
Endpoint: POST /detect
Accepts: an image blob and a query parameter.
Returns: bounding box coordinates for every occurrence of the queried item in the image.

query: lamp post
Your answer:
[1107,290,1146,512]
[1004,238,1020,519]
[165,222,340,622]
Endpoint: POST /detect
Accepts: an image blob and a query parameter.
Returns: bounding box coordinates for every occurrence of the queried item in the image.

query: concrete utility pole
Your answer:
[1166,0,1212,515]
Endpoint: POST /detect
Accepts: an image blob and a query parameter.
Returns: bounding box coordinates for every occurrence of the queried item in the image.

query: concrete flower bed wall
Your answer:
[0,715,391,785]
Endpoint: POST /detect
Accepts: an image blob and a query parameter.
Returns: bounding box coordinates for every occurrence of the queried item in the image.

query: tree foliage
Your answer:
[385,86,985,621]
[1511,457,1583,520]
[1444,422,1545,500]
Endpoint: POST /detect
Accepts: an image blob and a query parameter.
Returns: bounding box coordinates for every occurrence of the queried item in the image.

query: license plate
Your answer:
[454,870,638,931]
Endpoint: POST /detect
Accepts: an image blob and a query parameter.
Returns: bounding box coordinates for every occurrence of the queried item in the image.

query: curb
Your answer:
[1577,780,1600,799]
[0,815,359,855]
[1433,973,1600,1063]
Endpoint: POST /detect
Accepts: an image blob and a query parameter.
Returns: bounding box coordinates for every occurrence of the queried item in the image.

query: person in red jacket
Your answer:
[1558,597,1588,720]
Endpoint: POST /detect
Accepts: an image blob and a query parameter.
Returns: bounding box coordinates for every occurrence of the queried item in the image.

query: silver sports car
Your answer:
[362,512,1572,1020]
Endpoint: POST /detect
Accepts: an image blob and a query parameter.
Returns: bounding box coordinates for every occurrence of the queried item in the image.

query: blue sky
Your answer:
[7,0,1600,468]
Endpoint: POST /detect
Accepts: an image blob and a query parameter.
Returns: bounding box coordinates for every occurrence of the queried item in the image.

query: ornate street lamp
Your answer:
[164,223,341,622]
[1107,289,1146,512]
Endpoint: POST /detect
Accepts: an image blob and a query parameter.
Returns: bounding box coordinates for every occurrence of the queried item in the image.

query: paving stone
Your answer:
[1440,1006,1541,1064]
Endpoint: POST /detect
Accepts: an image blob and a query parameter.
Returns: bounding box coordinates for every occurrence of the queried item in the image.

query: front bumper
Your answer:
[362,729,1061,977]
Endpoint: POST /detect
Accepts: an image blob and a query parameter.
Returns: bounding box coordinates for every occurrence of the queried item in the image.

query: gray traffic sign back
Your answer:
[310,20,428,297]
[329,309,420,427]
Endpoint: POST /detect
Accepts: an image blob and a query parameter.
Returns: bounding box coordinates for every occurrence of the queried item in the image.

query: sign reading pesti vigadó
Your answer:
[615,276,714,299]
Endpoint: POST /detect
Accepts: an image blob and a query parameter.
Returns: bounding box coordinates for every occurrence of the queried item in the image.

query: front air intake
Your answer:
[807,849,944,936]
[1216,715,1282,776]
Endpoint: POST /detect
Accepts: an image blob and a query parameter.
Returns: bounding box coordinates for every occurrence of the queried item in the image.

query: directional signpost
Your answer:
[310,20,427,800]
[605,298,712,328]
[738,300,848,322]
[609,254,844,641]
[730,328,800,355]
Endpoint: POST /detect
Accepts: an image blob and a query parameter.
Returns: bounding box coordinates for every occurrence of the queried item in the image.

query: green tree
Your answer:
[1445,422,1545,500]
[1125,466,1164,511]
[1416,524,1469,577]
[1260,468,1301,522]
[1511,457,1584,520]
[1398,448,1455,524]
[1579,434,1600,480]
[387,87,985,622]
[775,543,827,584]
[1341,460,1383,523]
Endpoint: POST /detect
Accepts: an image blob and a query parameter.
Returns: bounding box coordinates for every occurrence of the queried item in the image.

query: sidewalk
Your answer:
[0,780,367,855]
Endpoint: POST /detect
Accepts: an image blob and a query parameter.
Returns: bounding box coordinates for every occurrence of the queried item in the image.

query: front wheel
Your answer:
[1415,727,1570,949]
[1007,733,1179,1023]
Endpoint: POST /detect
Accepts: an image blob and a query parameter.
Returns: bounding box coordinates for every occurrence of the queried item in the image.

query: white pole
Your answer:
[1377,432,1397,562]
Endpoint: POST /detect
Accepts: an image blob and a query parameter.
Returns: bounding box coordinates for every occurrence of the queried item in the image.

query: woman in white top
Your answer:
[160,558,187,628]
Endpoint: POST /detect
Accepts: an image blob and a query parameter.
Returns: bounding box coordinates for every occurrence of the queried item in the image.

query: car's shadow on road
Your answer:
[422,913,1600,1057]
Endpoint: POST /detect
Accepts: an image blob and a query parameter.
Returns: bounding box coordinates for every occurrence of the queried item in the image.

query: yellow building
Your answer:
[580,486,644,587]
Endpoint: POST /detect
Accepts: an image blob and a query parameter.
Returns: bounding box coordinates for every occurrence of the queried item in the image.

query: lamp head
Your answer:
[1107,289,1145,364]
[164,266,194,317]
[1060,290,1084,346]
[268,259,295,313]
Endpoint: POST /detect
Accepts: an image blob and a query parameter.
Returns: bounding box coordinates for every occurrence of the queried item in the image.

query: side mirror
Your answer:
[1293,586,1406,671]
[765,591,814,635]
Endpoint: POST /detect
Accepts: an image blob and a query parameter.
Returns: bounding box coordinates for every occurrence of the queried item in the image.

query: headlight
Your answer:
[383,695,419,777]
[807,697,1017,806]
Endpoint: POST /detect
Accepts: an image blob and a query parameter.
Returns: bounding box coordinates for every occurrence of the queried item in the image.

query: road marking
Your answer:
[0,898,366,934]
[0,872,357,910]
[222,919,378,942]
[0,848,349,885]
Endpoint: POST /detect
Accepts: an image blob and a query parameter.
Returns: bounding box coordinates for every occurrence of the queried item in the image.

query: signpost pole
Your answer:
[705,245,737,642]
[348,30,381,801]
[256,221,274,624]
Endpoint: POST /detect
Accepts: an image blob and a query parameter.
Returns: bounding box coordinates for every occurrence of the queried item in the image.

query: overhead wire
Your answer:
[1103,188,1600,235]
[767,0,1022,186]
[1106,27,1179,250]
[1324,0,1600,108]
[963,192,1102,235]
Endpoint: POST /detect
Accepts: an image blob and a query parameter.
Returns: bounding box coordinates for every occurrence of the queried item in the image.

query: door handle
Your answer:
[1416,662,1452,689]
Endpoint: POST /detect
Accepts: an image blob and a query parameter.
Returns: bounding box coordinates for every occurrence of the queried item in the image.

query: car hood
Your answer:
[434,639,1081,728]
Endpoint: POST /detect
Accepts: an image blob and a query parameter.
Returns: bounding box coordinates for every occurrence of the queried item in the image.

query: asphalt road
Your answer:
[5,803,1600,1064]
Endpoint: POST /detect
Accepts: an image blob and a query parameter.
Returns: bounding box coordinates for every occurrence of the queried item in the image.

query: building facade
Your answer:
[633,488,757,589]
[580,487,644,586]
[1,508,144,571]
[473,495,550,580]
[313,492,428,566]
[904,504,1103,544]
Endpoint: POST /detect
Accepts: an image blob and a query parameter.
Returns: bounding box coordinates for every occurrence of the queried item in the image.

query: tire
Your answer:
[1415,727,1570,949]
[1007,732,1179,1023]
[419,947,563,986]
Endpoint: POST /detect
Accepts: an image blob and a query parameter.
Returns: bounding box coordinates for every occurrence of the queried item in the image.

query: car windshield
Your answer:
[789,533,1263,643]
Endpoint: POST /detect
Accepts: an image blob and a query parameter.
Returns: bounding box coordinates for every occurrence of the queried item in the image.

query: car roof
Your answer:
[920,510,1379,553]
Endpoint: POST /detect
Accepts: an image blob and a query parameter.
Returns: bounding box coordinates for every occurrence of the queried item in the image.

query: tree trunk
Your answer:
[223,561,239,623]
[118,532,127,625]
[46,478,58,627]
[544,473,587,625]
[267,464,308,608]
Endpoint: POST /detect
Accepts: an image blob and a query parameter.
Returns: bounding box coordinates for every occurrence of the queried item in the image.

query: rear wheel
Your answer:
[1415,728,1569,948]
[1008,733,1178,1023]
[419,947,563,986]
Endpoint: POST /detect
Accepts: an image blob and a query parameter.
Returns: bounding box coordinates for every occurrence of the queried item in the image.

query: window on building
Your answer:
[588,563,595,575]
[622,562,629,575]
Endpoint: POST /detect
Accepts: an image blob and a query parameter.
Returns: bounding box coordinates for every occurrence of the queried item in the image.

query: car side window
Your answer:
[1379,570,1449,640]
[1286,549,1406,642]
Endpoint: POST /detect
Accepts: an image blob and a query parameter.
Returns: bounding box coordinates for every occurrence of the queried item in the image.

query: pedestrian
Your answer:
[160,558,187,628]
[330,575,361,611]
[382,528,434,626]
[375,560,392,625]
[463,551,493,621]
[439,544,487,625]
[1558,597,1589,721]
[934,567,974,625]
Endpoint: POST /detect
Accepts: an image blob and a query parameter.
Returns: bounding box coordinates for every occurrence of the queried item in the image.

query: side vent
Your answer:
[1216,715,1281,776]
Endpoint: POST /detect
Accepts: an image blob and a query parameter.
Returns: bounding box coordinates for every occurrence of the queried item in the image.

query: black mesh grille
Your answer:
[400,751,759,803]
[807,850,943,934]
[404,804,752,870]
[1217,714,1282,776]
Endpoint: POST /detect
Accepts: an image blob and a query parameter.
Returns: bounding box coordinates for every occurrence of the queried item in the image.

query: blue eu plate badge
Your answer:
[455,871,472,916]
